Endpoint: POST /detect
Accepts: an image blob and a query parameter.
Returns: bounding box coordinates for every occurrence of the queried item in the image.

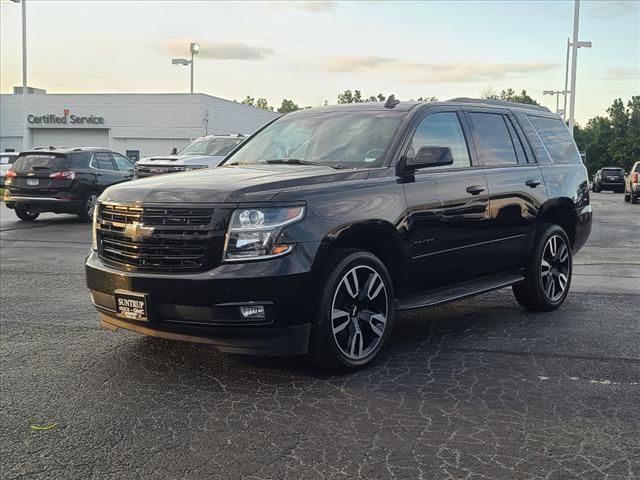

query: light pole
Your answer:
[543,90,568,115]
[567,0,592,137]
[172,42,200,140]
[11,0,28,150]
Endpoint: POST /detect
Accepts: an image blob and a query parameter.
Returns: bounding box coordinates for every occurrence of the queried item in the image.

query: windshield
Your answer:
[178,137,243,156]
[225,110,405,169]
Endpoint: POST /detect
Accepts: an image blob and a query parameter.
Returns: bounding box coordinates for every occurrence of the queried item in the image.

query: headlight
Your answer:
[185,165,208,171]
[91,204,98,251]
[223,206,305,261]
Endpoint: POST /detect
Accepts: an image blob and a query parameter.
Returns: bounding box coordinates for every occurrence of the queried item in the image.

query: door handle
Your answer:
[526,179,541,188]
[466,185,485,195]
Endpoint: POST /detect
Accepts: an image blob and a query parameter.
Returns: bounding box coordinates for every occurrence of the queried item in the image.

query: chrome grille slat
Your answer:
[97,203,215,272]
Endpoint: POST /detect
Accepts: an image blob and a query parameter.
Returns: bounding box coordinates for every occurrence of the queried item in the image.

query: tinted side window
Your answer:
[112,153,134,171]
[67,152,92,169]
[93,153,116,170]
[468,112,518,166]
[408,112,471,169]
[528,115,581,164]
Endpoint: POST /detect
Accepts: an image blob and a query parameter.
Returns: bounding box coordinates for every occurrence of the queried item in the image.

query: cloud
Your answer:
[604,67,640,80]
[164,40,274,61]
[323,56,394,72]
[321,56,560,83]
[590,0,639,18]
[271,1,336,13]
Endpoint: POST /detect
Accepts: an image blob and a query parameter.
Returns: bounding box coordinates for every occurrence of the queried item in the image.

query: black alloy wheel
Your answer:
[15,206,39,222]
[513,224,573,311]
[310,250,395,370]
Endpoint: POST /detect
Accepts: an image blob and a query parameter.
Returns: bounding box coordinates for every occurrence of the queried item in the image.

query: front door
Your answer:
[402,108,491,292]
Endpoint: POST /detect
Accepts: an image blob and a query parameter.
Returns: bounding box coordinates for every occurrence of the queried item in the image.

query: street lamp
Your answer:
[567,0,592,137]
[10,0,28,150]
[171,42,200,140]
[543,90,568,115]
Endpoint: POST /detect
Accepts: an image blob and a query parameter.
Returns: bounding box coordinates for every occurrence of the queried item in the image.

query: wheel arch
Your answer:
[538,198,578,247]
[313,220,408,293]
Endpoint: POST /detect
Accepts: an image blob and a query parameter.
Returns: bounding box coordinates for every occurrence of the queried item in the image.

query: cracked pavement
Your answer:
[1,193,639,480]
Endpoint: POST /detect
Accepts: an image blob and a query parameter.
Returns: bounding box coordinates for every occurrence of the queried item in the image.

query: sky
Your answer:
[0,0,638,124]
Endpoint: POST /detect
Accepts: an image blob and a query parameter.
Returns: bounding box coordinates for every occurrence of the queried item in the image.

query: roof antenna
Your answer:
[384,94,400,109]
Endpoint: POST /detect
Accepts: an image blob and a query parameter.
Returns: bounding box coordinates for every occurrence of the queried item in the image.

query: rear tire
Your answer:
[15,206,39,222]
[632,192,638,204]
[309,249,395,371]
[78,193,98,222]
[513,224,572,312]
[625,189,631,202]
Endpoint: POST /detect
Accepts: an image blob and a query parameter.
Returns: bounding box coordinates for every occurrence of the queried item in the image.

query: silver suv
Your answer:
[135,134,245,178]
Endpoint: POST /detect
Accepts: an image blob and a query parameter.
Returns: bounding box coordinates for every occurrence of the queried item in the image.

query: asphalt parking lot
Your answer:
[1,192,639,480]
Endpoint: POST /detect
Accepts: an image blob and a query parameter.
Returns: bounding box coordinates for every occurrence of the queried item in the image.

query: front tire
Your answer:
[78,193,98,222]
[513,224,572,312]
[309,250,395,371]
[15,206,39,222]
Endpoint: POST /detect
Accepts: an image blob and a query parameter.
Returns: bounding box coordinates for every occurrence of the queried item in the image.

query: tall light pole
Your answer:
[171,42,200,140]
[568,0,592,137]
[11,0,28,150]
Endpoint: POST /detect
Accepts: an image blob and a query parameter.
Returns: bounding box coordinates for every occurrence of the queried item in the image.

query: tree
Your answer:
[240,96,273,111]
[277,98,300,113]
[573,96,640,175]
[255,98,273,111]
[416,96,438,102]
[499,88,539,105]
[241,95,255,107]
[337,89,364,104]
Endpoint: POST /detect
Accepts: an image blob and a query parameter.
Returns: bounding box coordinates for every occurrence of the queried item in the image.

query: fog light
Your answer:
[239,305,265,319]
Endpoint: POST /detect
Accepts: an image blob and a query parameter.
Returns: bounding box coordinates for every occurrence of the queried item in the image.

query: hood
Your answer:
[137,154,226,166]
[100,164,368,204]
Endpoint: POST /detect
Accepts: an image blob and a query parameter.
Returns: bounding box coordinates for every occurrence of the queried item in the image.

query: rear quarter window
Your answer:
[67,152,92,169]
[12,154,68,172]
[527,115,581,164]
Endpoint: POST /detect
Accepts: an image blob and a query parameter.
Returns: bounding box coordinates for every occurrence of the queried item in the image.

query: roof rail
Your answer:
[447,97,551,112]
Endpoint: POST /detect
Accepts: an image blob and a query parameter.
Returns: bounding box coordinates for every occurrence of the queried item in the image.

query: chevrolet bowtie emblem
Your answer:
[123,222,155,242]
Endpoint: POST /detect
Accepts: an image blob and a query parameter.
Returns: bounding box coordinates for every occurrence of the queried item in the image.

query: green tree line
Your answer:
[574,96,640,175]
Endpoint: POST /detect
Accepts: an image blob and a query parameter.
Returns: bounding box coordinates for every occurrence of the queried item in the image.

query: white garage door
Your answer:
[31,128,109,149]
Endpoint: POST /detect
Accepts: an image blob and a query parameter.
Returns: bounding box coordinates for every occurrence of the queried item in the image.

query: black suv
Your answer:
[86,98,592,370]
[592,167,625,193]
[4,147,135,222]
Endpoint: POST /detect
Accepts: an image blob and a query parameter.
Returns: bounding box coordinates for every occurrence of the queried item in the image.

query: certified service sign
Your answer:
[27,109,105,125]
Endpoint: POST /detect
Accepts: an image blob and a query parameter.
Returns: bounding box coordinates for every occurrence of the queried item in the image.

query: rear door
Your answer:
[402,107,492,291]
[90,152,127,190]
[464,108,547,273]
[8,153,74,195]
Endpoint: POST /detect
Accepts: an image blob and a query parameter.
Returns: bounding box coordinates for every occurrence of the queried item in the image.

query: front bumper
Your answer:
[86,243,320,355]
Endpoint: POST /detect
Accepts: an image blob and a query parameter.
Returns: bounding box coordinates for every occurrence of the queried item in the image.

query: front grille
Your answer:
[97,203,216,272]
[135,165,186,177]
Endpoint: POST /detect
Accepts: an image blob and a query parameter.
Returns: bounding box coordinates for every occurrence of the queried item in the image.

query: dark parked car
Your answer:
[592,167,625,193]
[4,147,135,222]
[86,98,592,370]
[624,161,640,203]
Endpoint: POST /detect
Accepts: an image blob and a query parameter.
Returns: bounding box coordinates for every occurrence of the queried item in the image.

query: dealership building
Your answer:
[0,91,279,161]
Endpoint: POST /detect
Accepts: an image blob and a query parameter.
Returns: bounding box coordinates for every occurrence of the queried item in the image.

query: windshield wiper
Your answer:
[264,159,342,169]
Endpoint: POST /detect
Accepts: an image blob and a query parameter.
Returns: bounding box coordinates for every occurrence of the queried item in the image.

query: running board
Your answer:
[396,272,525,311]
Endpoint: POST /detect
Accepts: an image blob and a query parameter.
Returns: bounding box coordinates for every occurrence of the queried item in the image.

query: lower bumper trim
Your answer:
[99,313,312,356]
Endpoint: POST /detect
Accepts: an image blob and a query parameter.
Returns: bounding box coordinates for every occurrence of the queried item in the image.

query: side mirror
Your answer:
[405,146,453,171]
[171,147,178,155]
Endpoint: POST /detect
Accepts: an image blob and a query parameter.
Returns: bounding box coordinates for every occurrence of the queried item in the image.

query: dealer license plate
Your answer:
[27,178,39,186]
[114,290,149,321]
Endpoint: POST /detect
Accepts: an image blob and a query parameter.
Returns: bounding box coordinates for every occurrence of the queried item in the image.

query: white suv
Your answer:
[135,134,246,178]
